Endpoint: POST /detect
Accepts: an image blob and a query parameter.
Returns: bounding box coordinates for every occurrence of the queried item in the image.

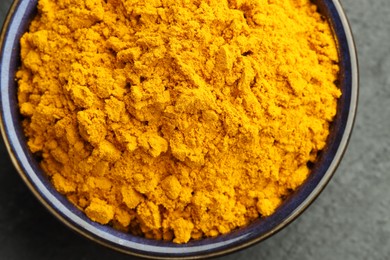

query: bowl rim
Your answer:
[0,0,358,259]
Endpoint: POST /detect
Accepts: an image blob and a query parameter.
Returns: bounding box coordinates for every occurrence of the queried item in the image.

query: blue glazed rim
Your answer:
[0,0,358,259]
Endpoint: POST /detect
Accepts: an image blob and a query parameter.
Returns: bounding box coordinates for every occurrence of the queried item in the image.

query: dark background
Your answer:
[1,0,389,259]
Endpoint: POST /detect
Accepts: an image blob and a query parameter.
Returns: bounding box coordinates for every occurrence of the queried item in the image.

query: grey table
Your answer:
[1,0,389,259]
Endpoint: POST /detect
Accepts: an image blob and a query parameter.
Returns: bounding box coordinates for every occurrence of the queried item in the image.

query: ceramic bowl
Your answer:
[0,0,358,259]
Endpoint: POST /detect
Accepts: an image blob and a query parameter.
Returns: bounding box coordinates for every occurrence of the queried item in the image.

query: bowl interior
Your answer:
[0,0,357,259]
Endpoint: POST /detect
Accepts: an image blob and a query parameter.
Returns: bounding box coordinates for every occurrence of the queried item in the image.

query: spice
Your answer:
[17,0,341,243]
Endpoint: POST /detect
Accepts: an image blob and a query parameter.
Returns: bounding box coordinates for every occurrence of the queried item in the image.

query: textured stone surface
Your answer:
[0,0,389,259]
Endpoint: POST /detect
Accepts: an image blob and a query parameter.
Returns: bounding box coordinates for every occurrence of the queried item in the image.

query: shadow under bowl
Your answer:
[0,0,358,259]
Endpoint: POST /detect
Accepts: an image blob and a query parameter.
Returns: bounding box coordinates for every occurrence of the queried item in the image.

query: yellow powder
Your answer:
[17,0,341,243]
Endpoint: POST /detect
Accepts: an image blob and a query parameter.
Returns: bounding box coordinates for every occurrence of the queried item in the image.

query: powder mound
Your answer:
[17,0,341,243]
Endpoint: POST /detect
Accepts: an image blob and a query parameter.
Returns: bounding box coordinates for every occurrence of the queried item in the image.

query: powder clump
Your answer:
[17,0,341,243]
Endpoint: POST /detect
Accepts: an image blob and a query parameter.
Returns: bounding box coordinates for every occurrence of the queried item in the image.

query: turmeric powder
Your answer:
[17,0,341,243]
